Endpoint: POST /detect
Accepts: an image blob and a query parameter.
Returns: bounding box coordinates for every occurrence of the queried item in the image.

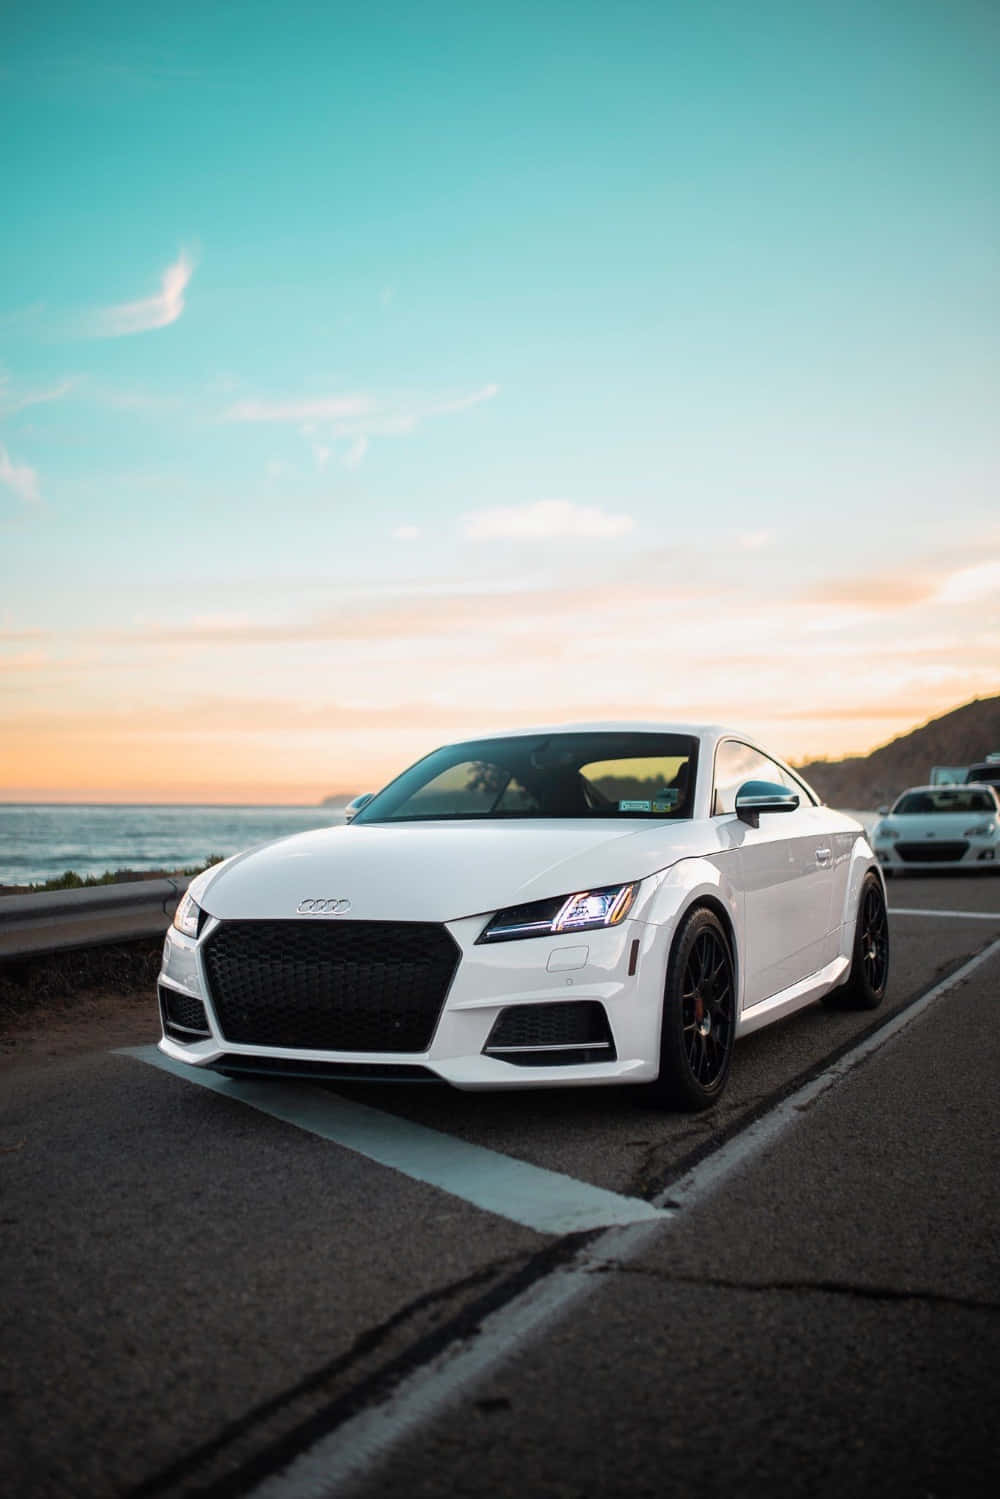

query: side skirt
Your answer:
[735,955,850,1038]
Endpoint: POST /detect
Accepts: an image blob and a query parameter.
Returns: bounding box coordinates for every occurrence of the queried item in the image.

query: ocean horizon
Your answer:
[0,803,348,887]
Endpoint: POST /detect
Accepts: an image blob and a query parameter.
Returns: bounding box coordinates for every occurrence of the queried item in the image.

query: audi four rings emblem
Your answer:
[297,898,352,915]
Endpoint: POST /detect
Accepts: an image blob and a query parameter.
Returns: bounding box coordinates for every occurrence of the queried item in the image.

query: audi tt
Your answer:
[158,724,889,1109]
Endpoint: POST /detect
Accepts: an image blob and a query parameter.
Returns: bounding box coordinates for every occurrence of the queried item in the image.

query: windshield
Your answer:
[355,731,699,823]
[892,788,998,816]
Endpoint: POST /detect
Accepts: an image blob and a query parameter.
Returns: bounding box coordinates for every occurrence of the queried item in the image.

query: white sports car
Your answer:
[872,783,1000,875]
[158,724,889,1110]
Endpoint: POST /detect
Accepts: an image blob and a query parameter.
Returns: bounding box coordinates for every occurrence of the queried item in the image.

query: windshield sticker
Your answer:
[619,799,652,812]
[653,788,680,810]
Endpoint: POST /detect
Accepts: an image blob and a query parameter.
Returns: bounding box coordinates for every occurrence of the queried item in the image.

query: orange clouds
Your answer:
[2,549,996,800]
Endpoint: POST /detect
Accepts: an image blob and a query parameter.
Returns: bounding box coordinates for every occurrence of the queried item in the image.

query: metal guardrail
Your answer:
[0,876,193,959]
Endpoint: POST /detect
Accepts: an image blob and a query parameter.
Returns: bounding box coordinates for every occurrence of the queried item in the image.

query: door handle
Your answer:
[815,847,832,866]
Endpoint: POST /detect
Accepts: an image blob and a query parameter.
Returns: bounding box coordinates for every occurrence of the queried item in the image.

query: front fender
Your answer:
[840,837,883,920]
[639,853,745,1016]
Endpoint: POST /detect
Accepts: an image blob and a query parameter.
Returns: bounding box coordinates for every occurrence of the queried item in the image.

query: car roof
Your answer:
[894,783,999,799]
[445,722,737,744]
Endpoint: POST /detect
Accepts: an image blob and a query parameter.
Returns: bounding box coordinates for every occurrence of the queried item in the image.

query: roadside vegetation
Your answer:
[13,856,225,895]
[0,937,166,1033]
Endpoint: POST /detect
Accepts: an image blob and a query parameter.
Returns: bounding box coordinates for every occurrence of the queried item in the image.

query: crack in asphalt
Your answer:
[123,1252,524,1499]
[124,1235,597,1499]
[584,1264,1000,1314]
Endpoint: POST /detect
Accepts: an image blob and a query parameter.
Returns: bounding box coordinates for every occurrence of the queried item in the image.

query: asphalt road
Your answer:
[1,873,998,1499]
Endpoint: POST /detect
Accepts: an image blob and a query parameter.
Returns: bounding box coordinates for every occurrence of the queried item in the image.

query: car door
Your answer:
[713,740,837,1010]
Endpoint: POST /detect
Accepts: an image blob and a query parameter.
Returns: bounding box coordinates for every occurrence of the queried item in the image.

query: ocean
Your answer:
[0,804,347,887]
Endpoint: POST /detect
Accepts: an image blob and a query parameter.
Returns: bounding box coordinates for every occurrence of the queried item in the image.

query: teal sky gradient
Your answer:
[2,1,998,798]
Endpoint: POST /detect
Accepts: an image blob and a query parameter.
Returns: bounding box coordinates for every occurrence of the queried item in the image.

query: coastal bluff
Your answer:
[795,696,1000,809]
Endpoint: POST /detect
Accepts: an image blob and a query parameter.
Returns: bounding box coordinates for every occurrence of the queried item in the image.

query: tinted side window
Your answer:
[713,742,803,815]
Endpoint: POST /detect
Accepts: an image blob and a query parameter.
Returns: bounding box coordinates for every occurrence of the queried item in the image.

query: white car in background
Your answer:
[873,784,1000,875]
[159,724,888,1111]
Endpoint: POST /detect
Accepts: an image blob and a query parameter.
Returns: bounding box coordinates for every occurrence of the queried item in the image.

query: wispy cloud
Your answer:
[83,251,195,338]
[391,525,420,541]
[797,558,1000,619]
[0,445,41,505]
[462,499,634,541]
[224,383,498,467]
[797,571,936,613]
[429,384,499,416]
[227,395,371,424]
[935,560,1000,605]
[0,373,76,417]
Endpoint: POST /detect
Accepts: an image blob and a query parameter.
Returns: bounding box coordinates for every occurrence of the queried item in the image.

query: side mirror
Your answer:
[735,780,799,829]
[344,793,374,823]
[877,805,889,817]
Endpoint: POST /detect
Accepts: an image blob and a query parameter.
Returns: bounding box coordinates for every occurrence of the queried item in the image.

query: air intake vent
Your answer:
[159,986,211,1043]
[484,1001,616,1066]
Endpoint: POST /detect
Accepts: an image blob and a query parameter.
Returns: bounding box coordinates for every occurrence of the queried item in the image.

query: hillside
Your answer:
[795,696,1000,809]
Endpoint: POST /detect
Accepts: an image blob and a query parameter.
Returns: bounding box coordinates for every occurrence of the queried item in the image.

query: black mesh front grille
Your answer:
[202,920,460,1052]
[485,1001,615,1065]
[160,986,211,1041]
[896,841,968,863]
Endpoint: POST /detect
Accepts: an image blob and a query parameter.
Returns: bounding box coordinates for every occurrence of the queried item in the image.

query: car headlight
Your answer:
[964,822,995,838]
[477,883,637,943]
[874,824,899,841]
[172,890,204,939]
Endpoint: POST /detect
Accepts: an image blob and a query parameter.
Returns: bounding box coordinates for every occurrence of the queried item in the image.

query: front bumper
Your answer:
[157,911,667,1090]
[875,839,998,872]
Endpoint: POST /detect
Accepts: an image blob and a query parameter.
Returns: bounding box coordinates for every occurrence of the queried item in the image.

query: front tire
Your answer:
[833,871,890,1010]
[649,907,736,1111]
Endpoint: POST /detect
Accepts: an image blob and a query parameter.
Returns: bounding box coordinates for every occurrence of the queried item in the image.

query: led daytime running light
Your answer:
[479,882,637,943]
[553,885,636,932]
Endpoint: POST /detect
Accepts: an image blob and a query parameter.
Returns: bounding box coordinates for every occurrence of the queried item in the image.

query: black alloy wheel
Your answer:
[828,870,890,1010]
[651,907,736,1111]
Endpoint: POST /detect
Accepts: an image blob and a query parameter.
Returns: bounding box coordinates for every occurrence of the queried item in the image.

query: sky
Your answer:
[1,0,998,803]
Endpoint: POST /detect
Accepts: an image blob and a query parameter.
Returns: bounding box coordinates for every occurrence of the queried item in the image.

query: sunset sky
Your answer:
[2,0,998,803]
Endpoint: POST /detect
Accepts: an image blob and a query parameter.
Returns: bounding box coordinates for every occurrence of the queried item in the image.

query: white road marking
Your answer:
[889,907,1000,920]
[117,1046,665,1236]
[239,934,1000,1499]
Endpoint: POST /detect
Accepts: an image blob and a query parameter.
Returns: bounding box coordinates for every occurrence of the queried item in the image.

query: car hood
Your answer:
[880,813,993,836]
[197,819,710,923]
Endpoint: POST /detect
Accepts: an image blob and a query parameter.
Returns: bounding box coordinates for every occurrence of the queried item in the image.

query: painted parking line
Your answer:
[117,1045,665,1236]
[889,907,1000,920]
[243,933,1000,1499]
